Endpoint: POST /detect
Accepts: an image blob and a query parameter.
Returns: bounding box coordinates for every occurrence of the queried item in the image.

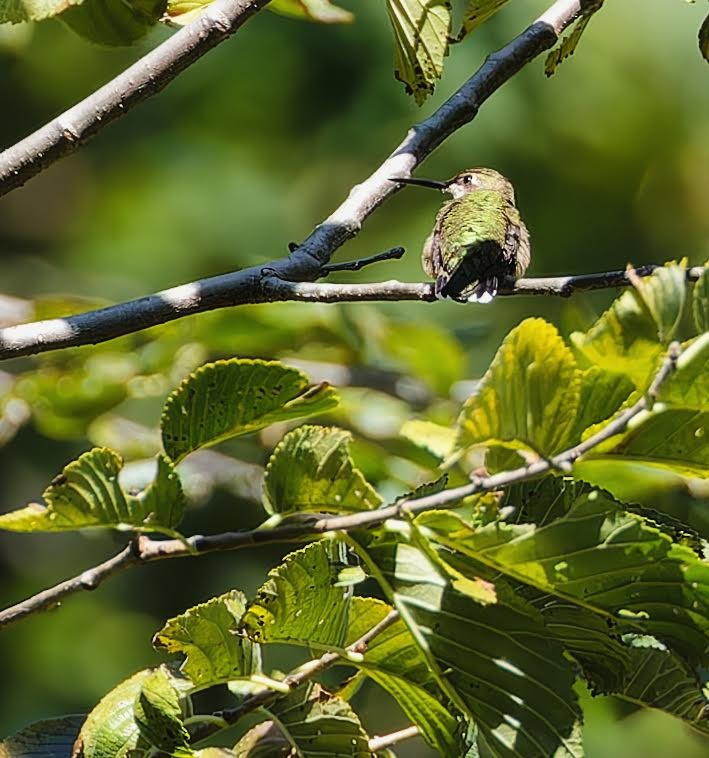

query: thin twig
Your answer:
[320,247,406,275]
[0,0,270,197]
[0,264,702,360]
[0,0,584,361]
[0,343,679,630]
[189,609,400,744]
[369,725,421,753]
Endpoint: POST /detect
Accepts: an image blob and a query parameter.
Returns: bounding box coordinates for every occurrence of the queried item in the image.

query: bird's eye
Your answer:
[463,175,474,184]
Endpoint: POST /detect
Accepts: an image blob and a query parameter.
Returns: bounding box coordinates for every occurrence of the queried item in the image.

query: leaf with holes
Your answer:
[153,590,261,687]
[545,0,604,76]
[241,541,351,648]
[0,449,184,536]
[456,318,581,457]
[385,0,452,104]
[454,0,510,42]
[134,667,189,753]
[233,683,370,757]
[263,425,381,515]
[161,359,338,462]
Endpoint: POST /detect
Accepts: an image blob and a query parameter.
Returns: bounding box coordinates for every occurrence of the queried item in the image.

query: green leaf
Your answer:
[60,0,166,45]
[456,318,581,457]
[400,419,456,460]
[544,0,604,76]
[568,367,634,443]
[161,358,338,462]
[0,715,85,758]
[385,0,451,104]
[692,263,708,333]
[0,449,184,536]
[263,425,382,515]
[351,529,582,756]
[658,334,709,410]
[454,0,509,43]
[268,0,353,24]
[420,480,709,664]
[571,262,687,388]
[74,670,151,757]
[241,541,351,648]
[134,667,189,753]
[700,13,709,63]
[342,597,463,757]
[233,683,370,757]
[0,0,82,23]
[153,590,261,688]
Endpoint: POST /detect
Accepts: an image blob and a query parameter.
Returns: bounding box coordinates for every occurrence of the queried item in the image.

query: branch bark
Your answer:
[0,0,585,360]
[0,342,679,630]
[0,0,270,197]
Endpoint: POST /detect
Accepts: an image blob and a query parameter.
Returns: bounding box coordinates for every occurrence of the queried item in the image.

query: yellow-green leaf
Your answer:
[692,262,708,332]
[269,0,353,24]
[61,0,166,45]
[454,0,509,43]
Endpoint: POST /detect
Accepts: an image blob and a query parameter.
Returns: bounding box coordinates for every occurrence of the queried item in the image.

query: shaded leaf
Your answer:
[692,263,708,333]
[0,0,82,23]
[263,425,382,515]
[0,715,85,758]
[61,0,166,45]
[456,318,581,457]
[134,667,189,753]
[454,0,509,42]
[241,541,351,648]
[545,1,604,76]
[0,449,184,536]
[386,0,451,104]
[233,683,370,757]
[351,528,582,756]
[161,359,338,462]
[700,13,709,63]
[153,590,261,687]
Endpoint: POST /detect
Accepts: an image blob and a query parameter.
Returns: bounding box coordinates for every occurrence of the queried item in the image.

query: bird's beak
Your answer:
[390,176,447,191]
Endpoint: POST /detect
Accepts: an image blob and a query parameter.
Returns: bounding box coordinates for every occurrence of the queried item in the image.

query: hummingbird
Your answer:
[391,168,530,303]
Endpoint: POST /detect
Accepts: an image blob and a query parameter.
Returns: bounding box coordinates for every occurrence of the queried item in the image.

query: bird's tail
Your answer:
[463,276,498,304]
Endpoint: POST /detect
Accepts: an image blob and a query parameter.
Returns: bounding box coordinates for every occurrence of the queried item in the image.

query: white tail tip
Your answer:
[468,290,496,305]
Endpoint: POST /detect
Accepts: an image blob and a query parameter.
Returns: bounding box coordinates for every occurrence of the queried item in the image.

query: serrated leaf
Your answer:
[351,529,582,757]
[420,480,709,664]
[60,0,166,45]
[74,670,151,758]
[342,597,462,757]
[544,0,604,76]
[0,449,184,536]
[269,0,353,24]
[456,318,581,457]
[0,715,85,758]
[700,13,709,62]
[400,419,456,460]
[241,542,351,648]
[161,359,338,462]
[153,590,261,687]
[658,334,709,410]
[571,262,687,388]
[263,425,381,515]
[454,0,509,42]
[134,667,189,753]
[233,683,370,757]
[692,263,708,332]
[0,0,81,23]
[386,0,451,104]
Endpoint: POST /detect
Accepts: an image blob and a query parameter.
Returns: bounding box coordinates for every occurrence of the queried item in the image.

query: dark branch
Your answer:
[0,0,584,360]
[0,0,270,197]
[320,246,406,275]
[1,264,702,361]
[0,342,678,630]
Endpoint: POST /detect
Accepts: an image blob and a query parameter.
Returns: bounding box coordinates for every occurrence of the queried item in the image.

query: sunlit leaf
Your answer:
[545,0,604,76]
[692,263,708,333]
[0,715,85,758]
[456,318,581,457]
[568,367,634,443]
[153,590,261,687]
[454,0,509,42]
[263,425,382,515]
[351,528,582,756]
[0,449,184,536]
[385,0,451,104]
[400,419,456,460]
[161,358,338,462]
[269,0,353,24]
[60,0,166,45]
[134,667,189,753]
[241,541,351,648]
[658,333,709,410]
[233,683,370,757]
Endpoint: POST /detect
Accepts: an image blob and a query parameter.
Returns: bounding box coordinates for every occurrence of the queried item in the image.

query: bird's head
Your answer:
[391,167,513,200]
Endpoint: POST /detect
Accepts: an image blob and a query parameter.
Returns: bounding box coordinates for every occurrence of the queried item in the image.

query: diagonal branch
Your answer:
[0,263,702,360]
[0,0,584,361]
[0,342,679,630]
[0,0,270,197]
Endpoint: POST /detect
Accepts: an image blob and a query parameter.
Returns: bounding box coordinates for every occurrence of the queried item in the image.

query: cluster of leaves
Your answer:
[0,261,707,756]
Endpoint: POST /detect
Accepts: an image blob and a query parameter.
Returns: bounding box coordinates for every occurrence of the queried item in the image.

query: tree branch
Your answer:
[0,0,270,197]
[0,0,585,361]
[0,342,679,630]
[368,725,421,753]
[320,246,406,275]
[0,264,702,360]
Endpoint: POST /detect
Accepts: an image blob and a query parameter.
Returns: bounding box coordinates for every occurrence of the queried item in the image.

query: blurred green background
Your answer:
[0,1,708,754]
